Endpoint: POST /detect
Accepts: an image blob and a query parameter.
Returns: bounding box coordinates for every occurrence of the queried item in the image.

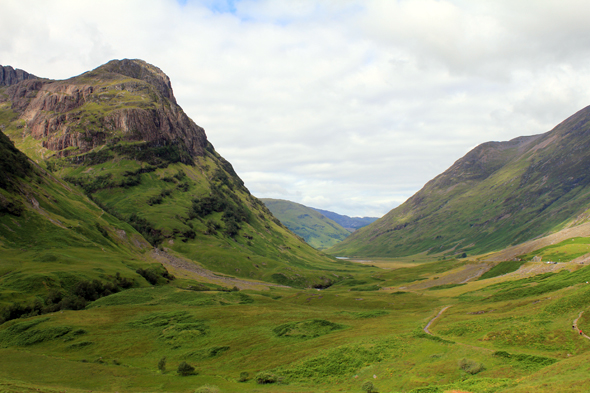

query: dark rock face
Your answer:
[2,59,207,160]
[0,65,37,87]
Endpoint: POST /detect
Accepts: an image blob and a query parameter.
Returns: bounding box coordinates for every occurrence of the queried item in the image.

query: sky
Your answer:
[3,0,590,217]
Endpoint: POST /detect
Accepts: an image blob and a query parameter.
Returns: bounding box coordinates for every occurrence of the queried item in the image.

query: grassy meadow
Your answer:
[1,254,590,393]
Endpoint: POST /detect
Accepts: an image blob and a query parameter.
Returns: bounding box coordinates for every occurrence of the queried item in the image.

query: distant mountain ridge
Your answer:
[330,105,590,258]
[261,198,351,249]
[311,208,379,232]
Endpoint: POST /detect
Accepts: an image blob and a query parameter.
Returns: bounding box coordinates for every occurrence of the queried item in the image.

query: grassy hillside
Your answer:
[330,106,590,258]
[0,60,356,289]
[0,129,161,318]
[261,198,351,250]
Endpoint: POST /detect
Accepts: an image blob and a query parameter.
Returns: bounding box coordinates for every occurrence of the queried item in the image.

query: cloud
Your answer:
[2,0,590,216]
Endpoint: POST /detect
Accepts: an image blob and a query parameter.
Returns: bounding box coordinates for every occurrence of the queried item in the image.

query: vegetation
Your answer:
[3,61,590,393]
[0,130,32,191]
[261,198,351,249]
[478,261,527,280]
[330,107,590,258]
[458,358,486,375]
[177,361,196,376]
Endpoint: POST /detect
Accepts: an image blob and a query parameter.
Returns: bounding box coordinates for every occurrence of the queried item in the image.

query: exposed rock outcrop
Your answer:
[0,65,37,87]
[96,59,177,104]
[3,59,207,159]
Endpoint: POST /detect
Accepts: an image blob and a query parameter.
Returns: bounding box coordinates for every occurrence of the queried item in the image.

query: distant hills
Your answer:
[311,208,379,232]
[330,106,590,258]
[0,60,353,291]
[260,199,351,249]
[261,199,380,249]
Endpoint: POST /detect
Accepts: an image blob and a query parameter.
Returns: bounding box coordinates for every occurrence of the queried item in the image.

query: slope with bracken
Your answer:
[330,106,590,258]
[0,125,161,317]
[0,60,354,288]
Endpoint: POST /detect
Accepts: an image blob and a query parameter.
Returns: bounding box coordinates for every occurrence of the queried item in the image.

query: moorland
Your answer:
[1,60,590,393]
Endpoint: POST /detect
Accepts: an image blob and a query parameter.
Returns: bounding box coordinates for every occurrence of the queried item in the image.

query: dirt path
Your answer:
[423,306,496,355]
[150,248,289,290]
[424,306,452,335]
[572,311,590,340]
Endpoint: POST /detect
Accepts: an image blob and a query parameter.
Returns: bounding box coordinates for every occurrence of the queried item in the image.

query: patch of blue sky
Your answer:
[176,0,239,14]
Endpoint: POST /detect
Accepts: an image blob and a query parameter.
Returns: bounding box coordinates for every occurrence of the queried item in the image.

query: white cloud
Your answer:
[3,0,590,216]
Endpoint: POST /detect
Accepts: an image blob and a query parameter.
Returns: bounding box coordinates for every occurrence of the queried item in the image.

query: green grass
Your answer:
[478,261,527,280]
[272,319,347,339]
[517,237,590,262]
[2,253,590,392]
[5,61,590,392]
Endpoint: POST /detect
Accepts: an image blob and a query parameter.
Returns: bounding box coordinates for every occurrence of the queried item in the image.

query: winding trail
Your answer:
[424,305,452,335]
[572,311,590,340]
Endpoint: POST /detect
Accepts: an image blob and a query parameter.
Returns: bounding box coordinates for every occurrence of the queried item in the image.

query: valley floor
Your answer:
[2,254,590,392]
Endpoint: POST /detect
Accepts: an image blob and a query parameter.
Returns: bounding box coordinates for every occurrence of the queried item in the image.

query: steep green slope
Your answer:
[261,198,350,249]
[0,128,163,318]
[0,59,353,288]
[330,106,590,258]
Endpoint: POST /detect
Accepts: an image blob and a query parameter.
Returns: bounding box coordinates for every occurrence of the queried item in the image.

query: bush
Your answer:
[205,219,220,235]
[0,195,24,216]
[127,213,164,246]
[362,381,377,392]
[238,371,249,382]
[0,273,138,324]
[273,319,345,339]
[255,371,278,384]
[174,170,186,180]
[157,356,166,372]
[136,266,174,285]
[459,358,485,375]
[177,361,196,376]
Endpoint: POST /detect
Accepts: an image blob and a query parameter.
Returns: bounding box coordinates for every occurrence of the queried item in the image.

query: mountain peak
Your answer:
[1,59,207,161]
[94,59,177,104]
[0,65,37,87]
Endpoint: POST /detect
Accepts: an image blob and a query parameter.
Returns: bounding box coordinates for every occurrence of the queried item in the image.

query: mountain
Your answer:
[0,126,158,317]
[0,59,354,289]
[330,106,590,258]
[311,208,379,232]
[0,64,37,86]
[261,199,351,249]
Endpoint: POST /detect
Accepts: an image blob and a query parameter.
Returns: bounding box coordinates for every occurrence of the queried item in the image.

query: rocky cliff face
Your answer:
[0,65,37,87]
[2,59,206,161]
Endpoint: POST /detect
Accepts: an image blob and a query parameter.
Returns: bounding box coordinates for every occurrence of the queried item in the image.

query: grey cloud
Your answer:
[2,0,590,216]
